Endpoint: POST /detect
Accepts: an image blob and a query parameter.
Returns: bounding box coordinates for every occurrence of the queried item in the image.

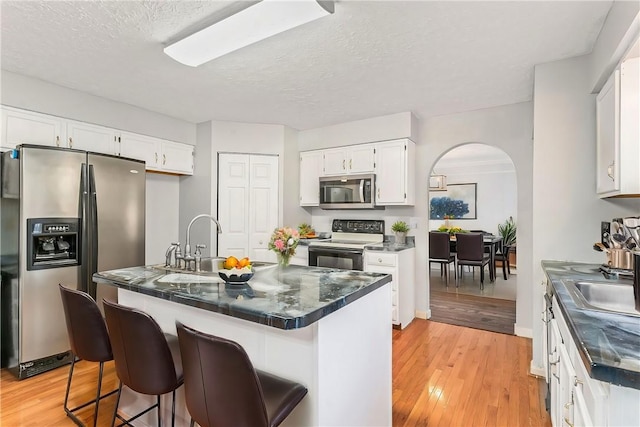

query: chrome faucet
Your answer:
[183,214,223,268]
[165,242,179,267]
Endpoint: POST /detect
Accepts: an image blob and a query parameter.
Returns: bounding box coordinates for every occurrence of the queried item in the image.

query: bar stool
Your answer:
[176,322,308,427]
[59,285,118,427]
[103,299,183,427]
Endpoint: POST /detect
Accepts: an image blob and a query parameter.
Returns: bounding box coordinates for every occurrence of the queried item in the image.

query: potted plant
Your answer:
[498,216,517,266]
[391,221,410,245]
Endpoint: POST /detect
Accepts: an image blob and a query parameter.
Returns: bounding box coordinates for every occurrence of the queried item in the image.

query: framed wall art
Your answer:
[429,183,477,220]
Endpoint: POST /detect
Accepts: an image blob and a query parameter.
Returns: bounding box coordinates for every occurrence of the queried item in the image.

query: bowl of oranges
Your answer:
[218,256,254,284]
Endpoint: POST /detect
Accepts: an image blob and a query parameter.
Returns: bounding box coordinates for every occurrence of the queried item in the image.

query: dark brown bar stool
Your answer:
[176,322,308,427]
[59,284,118,427]
[103,299,183,427]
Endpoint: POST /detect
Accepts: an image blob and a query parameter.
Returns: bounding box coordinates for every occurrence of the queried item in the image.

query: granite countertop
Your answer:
[93,263,391,330]
[365,236,416,252]
[542,260,640,389]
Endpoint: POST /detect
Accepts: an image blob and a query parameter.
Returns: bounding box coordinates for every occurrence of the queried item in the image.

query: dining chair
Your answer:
[176,322,308,427]
[59,285,118,427]
[429,231,456,285]
[494,243,512,280]
[455,233,491,289]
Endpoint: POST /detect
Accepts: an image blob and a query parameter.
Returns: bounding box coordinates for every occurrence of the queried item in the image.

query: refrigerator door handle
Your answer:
[80,163,89,293]
[88,165,99,289]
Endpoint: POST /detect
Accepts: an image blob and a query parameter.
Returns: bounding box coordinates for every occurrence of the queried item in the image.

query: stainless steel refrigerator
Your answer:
[1,144,145,379]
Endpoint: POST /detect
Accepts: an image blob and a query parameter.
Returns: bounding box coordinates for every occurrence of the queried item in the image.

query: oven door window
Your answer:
[309,247,363,271]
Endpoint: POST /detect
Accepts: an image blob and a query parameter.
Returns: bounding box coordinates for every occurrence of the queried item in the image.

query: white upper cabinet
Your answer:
[66,120,118,155]
[119,131,161,168]
[375,138,415,206]
[0,106,195,175]
[120,133,193,175]
[322,144,375,176]
[159,140,194,175]
[2,106,66,150]
[299,150,322,206]
[596,57,639,198]
[299,139,415,207]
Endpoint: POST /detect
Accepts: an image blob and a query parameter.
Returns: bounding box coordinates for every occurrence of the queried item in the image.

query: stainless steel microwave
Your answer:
[319,173,377,209]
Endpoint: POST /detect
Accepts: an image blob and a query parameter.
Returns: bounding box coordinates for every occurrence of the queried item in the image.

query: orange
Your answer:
[224,256,239,269]
[238,257,250,268]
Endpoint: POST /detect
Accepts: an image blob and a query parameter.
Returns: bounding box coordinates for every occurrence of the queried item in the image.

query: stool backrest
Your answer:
[103,299,179,395]
[176,322,269,427]
[455,233,484,261]
[59,284,112,362]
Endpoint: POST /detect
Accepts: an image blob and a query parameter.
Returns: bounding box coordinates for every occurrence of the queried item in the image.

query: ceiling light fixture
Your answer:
[164,0,334,67]
[429,175,447,191]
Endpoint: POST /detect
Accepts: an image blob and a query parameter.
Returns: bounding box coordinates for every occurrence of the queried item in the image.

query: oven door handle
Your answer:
[309,247,363,255]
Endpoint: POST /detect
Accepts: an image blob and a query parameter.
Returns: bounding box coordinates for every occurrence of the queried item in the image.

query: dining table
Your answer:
[449,234,503,282]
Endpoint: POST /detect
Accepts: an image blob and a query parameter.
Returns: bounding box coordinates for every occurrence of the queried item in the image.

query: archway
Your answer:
[428,143,518,334]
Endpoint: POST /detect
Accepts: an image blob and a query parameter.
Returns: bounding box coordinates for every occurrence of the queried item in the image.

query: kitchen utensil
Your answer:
[593,242,607,252]
[611,233,626,248]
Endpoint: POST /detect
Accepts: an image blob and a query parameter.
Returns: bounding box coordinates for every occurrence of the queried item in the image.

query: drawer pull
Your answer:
[69,137,73,148]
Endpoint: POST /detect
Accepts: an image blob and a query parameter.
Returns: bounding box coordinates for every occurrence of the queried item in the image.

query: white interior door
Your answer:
[217,154,250,259]
[249,155,279,262]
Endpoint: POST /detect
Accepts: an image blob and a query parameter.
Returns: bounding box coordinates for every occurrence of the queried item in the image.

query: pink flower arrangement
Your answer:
[268,227,300,261]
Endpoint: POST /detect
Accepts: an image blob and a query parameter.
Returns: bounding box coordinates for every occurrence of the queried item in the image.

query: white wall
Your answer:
[531,54,640,374]
[420,102,534,331]
[0,71,195,264]
[299,111,417,151]
[1,71,195,145]
[146,174,180,264]
[589,3,640,91]
[179,121,214,256]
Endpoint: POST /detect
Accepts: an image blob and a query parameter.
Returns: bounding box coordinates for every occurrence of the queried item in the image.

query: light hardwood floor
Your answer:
[1,320,549,427]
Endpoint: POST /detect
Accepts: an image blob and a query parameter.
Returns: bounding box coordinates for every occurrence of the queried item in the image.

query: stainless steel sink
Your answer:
[565,280,639,317]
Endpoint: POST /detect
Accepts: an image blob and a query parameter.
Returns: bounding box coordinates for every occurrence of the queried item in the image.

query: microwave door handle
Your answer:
[360,180,365,202]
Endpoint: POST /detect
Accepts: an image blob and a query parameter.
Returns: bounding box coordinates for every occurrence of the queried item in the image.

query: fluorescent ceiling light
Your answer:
[164,0,334,67]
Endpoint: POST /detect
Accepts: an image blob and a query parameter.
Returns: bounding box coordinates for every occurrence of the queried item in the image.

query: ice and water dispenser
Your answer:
[26,218,80,270]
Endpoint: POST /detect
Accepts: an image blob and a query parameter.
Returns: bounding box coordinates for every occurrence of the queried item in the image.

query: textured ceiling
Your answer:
[1,1,612,130]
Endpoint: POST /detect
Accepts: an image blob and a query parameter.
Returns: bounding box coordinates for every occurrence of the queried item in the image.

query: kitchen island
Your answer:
[94,263,392,427]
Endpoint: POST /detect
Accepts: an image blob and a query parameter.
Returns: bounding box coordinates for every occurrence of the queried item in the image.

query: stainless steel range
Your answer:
[308,219,384,271]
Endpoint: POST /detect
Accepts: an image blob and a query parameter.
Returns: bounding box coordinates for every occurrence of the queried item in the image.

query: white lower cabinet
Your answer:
[291,246,309,266]
[364,248,415,328]
[549,296,639,427]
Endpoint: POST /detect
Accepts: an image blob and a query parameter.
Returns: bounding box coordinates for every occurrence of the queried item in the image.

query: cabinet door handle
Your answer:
[163,154,166,165]
[342,159,346,170]
[607,162,615,180]
[349,159,352,169]
[377,188,380,199]
[378,258,382,263]
[563,418,574,427]
[56,136,60,147]
[154,153,158,164]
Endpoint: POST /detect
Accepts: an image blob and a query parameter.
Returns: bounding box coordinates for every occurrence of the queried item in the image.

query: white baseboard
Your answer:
[530,361,546,378]
[514,324,532,338]
[415,310,429,319]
